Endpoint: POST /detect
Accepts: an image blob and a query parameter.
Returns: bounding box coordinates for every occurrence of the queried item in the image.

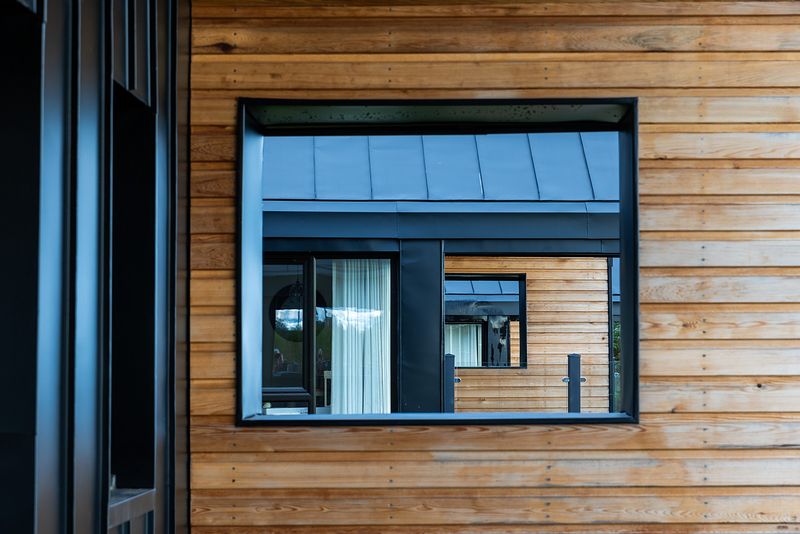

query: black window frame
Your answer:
[261,251,400,415]
[261,255,315,413]
[444,272,528,369]
[238,98,639,426]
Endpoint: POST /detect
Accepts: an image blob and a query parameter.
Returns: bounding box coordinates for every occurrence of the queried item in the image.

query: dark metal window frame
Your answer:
[261,256,316,412]
[444,272,528,369]
[261,251,401,415]
[238,98,639,426]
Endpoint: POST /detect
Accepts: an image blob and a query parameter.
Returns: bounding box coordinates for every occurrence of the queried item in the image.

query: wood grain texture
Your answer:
[189,413,800,452]
[191,525,800,534]
[191,56,800,91]
[191,450,800,489]
[446,256,610,413]
[191,2,800,18]
[189,1,800,530]
[193,19,800,54]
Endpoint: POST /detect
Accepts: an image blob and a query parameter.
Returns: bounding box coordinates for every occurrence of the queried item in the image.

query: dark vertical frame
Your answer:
[0,5,49,532]
[399,240,444,413]
[72,0,110,531]
[618,105,640,422]
[518,273,528,369]
[261,256,315,409]
[37,0,71,531]
[0,0,185,530]
[304,256,317,414]
[171,0,191,527]
[567,353,582,413]
[109,83,157,490]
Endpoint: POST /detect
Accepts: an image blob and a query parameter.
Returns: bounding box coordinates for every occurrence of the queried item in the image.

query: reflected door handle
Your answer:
[454,377,462,383]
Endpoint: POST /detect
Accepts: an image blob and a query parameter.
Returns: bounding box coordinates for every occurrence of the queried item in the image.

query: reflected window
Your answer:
[444,276,526,368]
[262,256,393,415]
[315,258,392,415]
[263,262,306,392]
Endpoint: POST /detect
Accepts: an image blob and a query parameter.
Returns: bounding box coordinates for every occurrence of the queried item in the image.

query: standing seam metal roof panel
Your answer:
[261,132,619,204]
[580,132,620,201]
[423,135,484,200]
[314,136,372,200]
[261,136,316,199]
[369,135,428,200]
[528,133,595,201]
[475,134,540,200]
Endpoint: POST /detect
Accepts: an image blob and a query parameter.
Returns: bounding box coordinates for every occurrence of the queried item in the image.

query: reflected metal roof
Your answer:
[445,279,520,299]
[262,132,619,204]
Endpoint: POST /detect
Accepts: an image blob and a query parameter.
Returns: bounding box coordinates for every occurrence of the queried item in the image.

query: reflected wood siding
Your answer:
[189,2,800,531]
[446,256,610,413]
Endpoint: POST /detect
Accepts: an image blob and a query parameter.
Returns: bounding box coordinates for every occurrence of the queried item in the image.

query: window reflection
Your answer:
[263,263,305,390]
[315,259,392,415]
[444,277,524,368]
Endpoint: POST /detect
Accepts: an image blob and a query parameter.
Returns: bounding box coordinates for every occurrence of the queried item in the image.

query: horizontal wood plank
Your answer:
[641,377,800,412]
[641,239,800,267]
[192,491,800,527]
[193,20,800,55]
[191,2,800,18]
[189,412,800,452]
[640,167,800,196]
[190,57,800,91]
[191,525,800,534]
[641,275,800,303]
[641,204,800,231]
[641,309,800,339]
[191,449,800,490]
[641,346,800,376]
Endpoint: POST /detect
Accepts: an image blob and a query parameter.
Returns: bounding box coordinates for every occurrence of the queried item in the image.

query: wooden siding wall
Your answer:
[446,256,610,413]
[189,2,800,532]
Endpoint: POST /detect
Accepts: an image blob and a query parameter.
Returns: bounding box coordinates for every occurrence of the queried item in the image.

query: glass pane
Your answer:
[263,263,305,390]
[315,258,392,415]
[445,323,482,367]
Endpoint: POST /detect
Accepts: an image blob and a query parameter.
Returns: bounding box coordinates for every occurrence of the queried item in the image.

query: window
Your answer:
[261,255,395,416]
[239,99,638,425]
[444,276,526,368]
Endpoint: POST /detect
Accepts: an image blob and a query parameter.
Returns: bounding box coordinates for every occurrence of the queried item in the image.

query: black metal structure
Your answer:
[259,252,400,415]
[0,1,189,532]
[238,99,639,426]
[566,354,584,413]
[442,354,456,413]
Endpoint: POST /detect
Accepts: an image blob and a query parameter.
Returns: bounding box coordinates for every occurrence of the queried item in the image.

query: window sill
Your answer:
[239,411,637,427]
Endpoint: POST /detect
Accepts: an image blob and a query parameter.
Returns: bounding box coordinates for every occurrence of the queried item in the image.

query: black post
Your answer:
[399,240,443,412]
[567,353,582,413]
[442,354,455,413]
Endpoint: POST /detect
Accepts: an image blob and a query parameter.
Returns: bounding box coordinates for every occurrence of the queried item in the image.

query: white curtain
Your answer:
[331,259,391,414]
[445,324,481,367]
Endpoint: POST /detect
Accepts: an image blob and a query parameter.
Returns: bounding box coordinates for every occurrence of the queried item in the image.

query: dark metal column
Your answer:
[399,240,443,412]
